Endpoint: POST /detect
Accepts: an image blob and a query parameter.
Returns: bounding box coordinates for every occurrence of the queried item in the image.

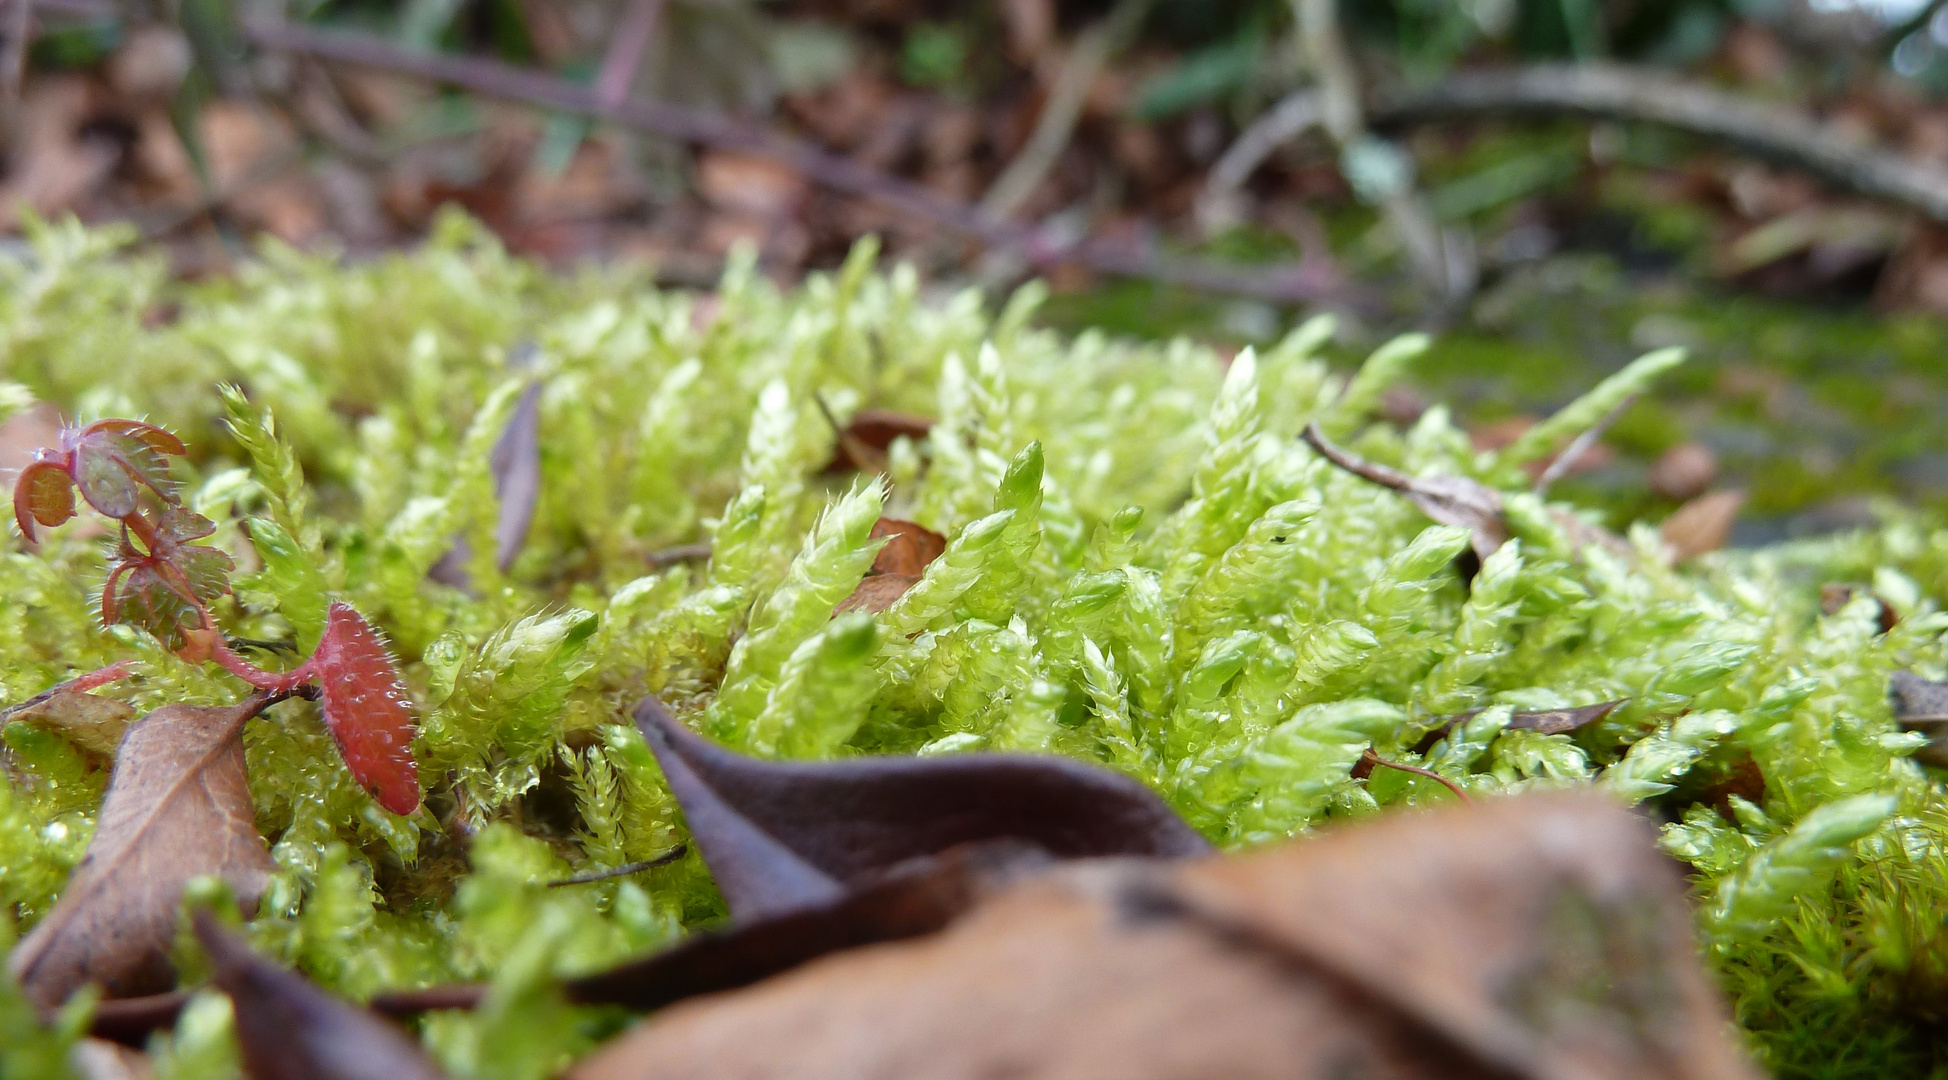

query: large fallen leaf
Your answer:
[635,696,1210,918]
[1891,671,1948,769]
[193,911,452,1080]
[9,695,281,1012]
[570,791,1757,1080]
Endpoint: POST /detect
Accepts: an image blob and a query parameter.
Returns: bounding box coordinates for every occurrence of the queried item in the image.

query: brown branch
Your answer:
[237,17,1350,308]
[594,0,665,111]
[1358,748,1474,805]
[1370,64,1948,223]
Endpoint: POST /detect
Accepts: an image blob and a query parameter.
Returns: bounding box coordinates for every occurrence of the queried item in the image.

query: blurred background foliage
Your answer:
[9,0,1948,543]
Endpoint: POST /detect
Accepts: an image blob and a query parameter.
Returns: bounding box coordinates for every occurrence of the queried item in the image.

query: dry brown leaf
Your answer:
[1649,443,1719,502]
[697,151,807,218]
[821,409,934,476]
[0,76,119,231]
[1412,701,1623,755]
[569,792,1757,1080]
[198,102,325,244]
[104,26,192,103]
[5,690,136,759]
[869,518,946,577]
[835,572,921,615]
[8,696,281,1012]
[1661,489,1745,562]
[1891,671,1948,769]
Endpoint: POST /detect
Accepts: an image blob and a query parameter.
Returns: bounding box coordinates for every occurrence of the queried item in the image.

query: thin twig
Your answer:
[645,541,714,568]
[548,843,688,886]
[1198,90,1323,232]
[981,0,1156,220]
[1292,0,1466,300]
[1534,390,1638,494]
[238,17,1350,308]
[1370,65,1948,224]
[1359,747,1473,804]
[595,0,665,111]
[813,391,887,476]
[2,0,32,119]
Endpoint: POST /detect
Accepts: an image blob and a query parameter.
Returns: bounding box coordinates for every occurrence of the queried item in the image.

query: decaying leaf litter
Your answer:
[4,231,1948,1076]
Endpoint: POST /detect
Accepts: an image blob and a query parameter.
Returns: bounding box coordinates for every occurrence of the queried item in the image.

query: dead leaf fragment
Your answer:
[1649,443,1719,502]
[834,572,920,614]
[868,518,946,577]
[1820,583,1899,633]
[634,696,1210,919]
[1661,489,1745,562]
[1303,422,1508,562]
[5,691,137,759]
[193,911,451,1080]
[1891,671,1948,769]
[1413,701,1623,755]
[9,696,281,1012]
[570,792,1758,1080]
[821,409,934,475]
[491,379,543,573]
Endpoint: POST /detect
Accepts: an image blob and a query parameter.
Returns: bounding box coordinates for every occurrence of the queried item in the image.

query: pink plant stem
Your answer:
[65,660,135,694]
[207,632,314,693]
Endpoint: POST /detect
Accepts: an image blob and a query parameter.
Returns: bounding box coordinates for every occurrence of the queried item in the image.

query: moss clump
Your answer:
[5,213,1948,1077]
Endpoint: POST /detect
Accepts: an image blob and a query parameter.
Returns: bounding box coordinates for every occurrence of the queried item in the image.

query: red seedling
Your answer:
[10,416,422,814]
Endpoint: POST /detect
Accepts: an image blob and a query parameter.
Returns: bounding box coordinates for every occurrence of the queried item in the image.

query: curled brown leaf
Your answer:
[635,695,1209,919]
[193,910,452,1080]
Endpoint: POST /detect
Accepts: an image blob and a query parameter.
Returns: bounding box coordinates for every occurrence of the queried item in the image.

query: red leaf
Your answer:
[13,456,75,539]
[311,604,421,815]
[84,419,187,458]
[69,420,182,520]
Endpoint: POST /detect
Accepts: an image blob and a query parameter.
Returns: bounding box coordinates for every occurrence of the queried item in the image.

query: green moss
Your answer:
[5,215,1948,1076]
